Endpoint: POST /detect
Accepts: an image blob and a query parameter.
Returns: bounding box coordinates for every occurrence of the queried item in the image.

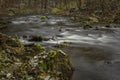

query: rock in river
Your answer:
[28,35,43,42]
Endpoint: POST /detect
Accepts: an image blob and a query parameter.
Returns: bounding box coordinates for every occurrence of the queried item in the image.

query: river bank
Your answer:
[0,33,73,80]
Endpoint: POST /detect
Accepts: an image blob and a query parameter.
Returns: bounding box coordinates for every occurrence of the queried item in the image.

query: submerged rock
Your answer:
[0,33,73,80]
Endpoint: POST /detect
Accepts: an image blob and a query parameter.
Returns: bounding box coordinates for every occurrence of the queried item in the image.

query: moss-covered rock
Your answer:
[40,16,47,20]
[0,33,73,80]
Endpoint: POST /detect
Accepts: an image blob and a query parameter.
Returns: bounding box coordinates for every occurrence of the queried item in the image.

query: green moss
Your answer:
[34,43,45,52]
[40,16,47,20]
[55,42,71,48]
[0,50,5,54]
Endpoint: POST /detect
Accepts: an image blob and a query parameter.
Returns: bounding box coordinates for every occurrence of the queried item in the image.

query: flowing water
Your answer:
[1,15,120,80]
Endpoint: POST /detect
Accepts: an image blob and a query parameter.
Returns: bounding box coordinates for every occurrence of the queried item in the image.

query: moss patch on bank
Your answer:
[0,33,73,80]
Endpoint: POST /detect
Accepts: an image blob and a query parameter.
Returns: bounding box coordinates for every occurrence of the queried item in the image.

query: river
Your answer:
[0,15,120,80]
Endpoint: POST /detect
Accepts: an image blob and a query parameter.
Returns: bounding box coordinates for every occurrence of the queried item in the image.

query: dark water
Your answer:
[0,15,120,80]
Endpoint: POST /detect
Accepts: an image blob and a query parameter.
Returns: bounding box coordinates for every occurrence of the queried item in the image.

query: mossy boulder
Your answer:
[0,33,73,80]
[40,16,47,20]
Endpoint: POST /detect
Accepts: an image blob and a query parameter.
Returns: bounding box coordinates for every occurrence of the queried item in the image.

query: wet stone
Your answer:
[28,35,43,42]
[105,25,111,28]
[83,25,92,29]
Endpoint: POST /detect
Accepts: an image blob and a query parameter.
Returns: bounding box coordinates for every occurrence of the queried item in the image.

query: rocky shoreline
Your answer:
[0,33,73,80]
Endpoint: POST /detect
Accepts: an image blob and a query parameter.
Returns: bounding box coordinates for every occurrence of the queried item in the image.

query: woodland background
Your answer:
[0,0,120,23]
